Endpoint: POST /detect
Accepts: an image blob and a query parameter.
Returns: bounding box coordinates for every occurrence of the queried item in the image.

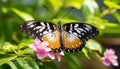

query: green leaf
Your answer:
[86,40,103,54]
[24,57,39,69]
[64,53,81,69]
[49,0,63,11]
[0,55,17,66]
[82,0,100,18]
[104,1,120,9]
[20,48,34,55]
[113,12,120,22]
[65,0,84,9]
[40,61,57,69]
[82,47,90,59]
[6,61,17,69]
[16,58,33,69]
[11,8,34,21]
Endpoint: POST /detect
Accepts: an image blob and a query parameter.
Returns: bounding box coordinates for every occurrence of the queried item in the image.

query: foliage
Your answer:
[0,0,120,69]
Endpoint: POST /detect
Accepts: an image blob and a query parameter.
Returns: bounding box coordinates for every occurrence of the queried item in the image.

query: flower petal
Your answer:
[102,49,119,66]
[41,41,49,47]
[45,48,51,52]
[112,60,119,66]
[37,49,47,59]
[29,43,39,51]
[35,39,41,45]
[56,53,62,62]
[48,52,55,59]
[102,59,111,66]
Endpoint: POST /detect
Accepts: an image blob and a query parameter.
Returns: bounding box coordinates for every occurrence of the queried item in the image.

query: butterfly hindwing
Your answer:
[42,30,62,52]
[19,20,57,38]
[62,31,85,52]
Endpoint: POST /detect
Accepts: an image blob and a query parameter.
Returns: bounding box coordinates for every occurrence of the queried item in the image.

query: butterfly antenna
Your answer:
[43,6,56,18]
[59,7,74,20]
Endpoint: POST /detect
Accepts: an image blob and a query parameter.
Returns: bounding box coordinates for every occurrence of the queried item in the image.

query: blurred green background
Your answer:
[0,0,120,69]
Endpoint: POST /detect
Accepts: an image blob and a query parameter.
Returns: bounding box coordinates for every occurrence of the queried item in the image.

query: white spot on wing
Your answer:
[27,22,34,26]
[75,28,81,34]
[70,24,73,30]
[85,25,92,29]
[36,31,39,33]
[20,25,22,27]
[74,24,79,28]
[33,26,42,30]
[47,23,50,29]
[84,27,90,31]
[78,28,87,33]
[41,22,45,26]
[73,32,78,36]
[43,31,48,35]
[39,27,45,32]
[29,24,35,28]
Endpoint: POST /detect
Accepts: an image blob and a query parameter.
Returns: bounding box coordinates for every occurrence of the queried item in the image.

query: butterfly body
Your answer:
[20,20,99,52]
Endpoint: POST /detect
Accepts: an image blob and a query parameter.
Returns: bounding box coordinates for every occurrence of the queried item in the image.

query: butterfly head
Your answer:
[58,21,62,32]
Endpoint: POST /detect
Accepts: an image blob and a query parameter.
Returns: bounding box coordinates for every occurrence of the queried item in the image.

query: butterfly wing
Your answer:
[63,23,99,52]
[62,31,85,52]
[19,20,57,38]
[19,20,62,52]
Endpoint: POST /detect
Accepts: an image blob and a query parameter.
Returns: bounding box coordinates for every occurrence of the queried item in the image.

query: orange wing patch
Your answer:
[62,31,83,51]
[41,30,61,50]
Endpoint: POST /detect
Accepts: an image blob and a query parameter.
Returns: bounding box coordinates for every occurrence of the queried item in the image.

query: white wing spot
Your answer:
[74,24,79,28]
[70,24,73,30]
[27,22,34,26]
[36,31,39,33]
[73,32,78,36]
[84,27,90,31]
[78,28,86,32]
[41,22,45,26]
[20,25,22,27]
[34,26,42,30]
[47,23,50,29]
[69,30,72,33]
[75,28,81,34]
[85,25,92,29]
[43,31,48,35]
[79,35,82,38]
[40,33,42,36]
[29,24,35,28]
[39,27,45,32]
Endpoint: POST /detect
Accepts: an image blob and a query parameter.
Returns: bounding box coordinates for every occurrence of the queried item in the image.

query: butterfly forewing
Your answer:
[19,20,57,38]
[63,23,99,41]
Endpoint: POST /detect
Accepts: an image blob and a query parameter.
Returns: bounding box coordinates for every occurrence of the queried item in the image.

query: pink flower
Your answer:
[29,39,54,59]
[29,39,64,61]
[56,51,64,62]
[101,49,118,66]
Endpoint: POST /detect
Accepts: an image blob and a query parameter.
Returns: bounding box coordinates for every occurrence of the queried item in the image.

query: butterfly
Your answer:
[19,20,99,52]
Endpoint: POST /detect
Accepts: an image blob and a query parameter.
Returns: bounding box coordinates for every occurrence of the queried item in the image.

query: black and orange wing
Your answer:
[19,20,62,52]
[63,23,99,52]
